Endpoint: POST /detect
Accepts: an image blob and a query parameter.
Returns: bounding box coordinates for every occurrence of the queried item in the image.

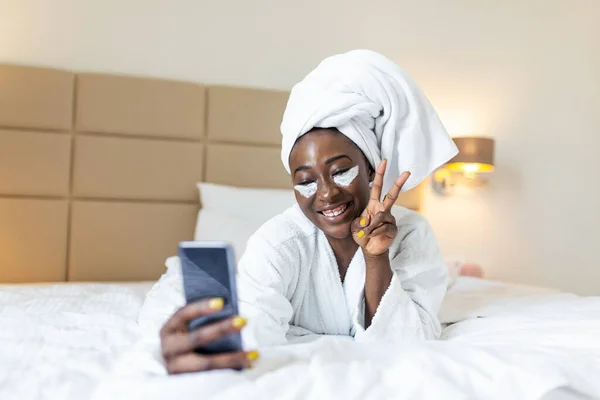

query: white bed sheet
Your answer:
[2,278,599,400]
[439,277,579,325]
[95,277,600,400]
[0,282,154,400]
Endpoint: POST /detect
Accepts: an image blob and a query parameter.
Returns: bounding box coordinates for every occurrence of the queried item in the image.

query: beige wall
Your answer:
[1,0,598,294]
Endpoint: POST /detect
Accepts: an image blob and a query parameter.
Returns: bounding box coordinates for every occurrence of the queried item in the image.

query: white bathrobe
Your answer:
[238,204,448,348]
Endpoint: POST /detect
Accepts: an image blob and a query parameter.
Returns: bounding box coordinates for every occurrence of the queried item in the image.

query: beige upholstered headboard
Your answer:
[0,64,424,283]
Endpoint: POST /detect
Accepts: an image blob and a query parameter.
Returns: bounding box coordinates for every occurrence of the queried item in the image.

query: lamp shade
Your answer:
[446,137,495,173]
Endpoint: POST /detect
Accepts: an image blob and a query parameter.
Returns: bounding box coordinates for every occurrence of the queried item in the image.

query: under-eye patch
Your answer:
[294,182,317,198]
[333,165,359,187]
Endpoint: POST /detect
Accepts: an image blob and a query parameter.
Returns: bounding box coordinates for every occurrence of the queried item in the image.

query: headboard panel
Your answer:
[68,201,198,281]
[0,129,71,196]
[72,135,205,201]
[0,64,424,283]
[207,86,287,146]
[0,65,74,131]
[205,144,288,188]
[76,73,206,139]
[0,198,69,282]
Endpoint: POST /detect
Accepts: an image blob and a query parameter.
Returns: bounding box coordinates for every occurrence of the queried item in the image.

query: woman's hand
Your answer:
[160,298,259,374]
[352,159,411,256]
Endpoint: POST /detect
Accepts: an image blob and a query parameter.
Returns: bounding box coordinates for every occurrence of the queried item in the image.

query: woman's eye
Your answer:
[333,168,350,177]
[297,181,313,186]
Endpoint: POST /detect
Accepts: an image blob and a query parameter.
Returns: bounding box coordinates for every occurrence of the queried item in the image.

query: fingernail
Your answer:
[357,230,365,239]
[247,350,260,361]
[360,218,367,227]
[208,298,224,309]
[232,316,247,329]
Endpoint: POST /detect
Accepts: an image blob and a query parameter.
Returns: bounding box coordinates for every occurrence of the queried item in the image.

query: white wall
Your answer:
[1,0,599,294]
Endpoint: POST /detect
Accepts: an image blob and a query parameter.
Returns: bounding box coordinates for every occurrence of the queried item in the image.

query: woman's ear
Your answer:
[368,166,375,182]
[362,154,375,184]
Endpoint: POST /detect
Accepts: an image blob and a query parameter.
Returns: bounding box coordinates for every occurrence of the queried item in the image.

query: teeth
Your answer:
[323,203,347,217]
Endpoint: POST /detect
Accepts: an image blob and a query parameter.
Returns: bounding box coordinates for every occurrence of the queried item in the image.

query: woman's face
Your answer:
[289,129,373,240]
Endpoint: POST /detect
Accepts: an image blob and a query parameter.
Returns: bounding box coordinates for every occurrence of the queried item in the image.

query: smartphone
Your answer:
[178,241,242,355]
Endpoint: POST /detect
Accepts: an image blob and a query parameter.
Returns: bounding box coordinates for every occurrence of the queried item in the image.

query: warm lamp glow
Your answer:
[432,136,495,195]
[445,162,494,174]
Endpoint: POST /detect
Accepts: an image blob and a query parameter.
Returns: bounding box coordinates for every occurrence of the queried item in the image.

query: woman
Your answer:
[160,50,458,373]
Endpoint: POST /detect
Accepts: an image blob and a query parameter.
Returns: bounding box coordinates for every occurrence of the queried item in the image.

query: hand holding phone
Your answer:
[159,299,259,374]
[159,241,259,374]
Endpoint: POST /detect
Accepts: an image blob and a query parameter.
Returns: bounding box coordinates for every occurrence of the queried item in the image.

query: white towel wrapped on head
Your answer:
[280,49,458,194]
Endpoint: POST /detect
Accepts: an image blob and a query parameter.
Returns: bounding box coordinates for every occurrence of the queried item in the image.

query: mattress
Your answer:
[1,278,599,400]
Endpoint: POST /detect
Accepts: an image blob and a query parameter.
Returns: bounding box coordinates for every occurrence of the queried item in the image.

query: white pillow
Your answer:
[194,183,296,260]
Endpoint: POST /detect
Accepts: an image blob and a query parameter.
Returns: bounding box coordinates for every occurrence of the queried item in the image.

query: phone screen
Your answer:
[180,246,231,303]
[178,243,242,355]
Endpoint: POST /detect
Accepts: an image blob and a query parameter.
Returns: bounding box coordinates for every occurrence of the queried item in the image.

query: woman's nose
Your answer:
[318,179,341,201]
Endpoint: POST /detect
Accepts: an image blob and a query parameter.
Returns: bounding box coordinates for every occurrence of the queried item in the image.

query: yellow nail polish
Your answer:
[357,230,365,239]
[208,298,224,309]
[247,350,260,361]
[360,218,367,227]
[232,316,247,329]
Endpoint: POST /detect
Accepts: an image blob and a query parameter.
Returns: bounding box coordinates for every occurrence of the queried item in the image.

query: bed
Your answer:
[2,278,598,400]
[1,64,600,400]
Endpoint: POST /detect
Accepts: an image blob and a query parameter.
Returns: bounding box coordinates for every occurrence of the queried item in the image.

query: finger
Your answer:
[370,159,387,202]
[208,350,259,370]
[350,214,371,235]
[352,215,376,246]
[162,316,247,360]
[368,222,398,240]
[160,298,224,337]
[361,211,395,236]
[189,316,246,350]
[166,350,254,374]
[382,171,411,211]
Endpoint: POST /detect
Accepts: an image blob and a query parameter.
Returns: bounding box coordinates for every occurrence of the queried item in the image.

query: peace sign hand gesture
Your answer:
[351,159,411,256]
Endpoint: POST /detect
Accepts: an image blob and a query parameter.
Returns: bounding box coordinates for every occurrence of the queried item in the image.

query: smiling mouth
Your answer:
[318,202,352,219]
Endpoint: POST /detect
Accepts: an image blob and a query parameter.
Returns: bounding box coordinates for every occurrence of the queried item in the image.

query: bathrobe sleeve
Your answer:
[353,212,448,343]
[236,231,303,348]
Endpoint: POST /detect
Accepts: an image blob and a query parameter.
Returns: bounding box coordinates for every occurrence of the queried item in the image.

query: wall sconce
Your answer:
[432,137,495,195]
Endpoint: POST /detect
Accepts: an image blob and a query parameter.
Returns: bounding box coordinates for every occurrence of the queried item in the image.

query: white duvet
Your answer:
[2,277,600,400]
[0,283,151,400]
